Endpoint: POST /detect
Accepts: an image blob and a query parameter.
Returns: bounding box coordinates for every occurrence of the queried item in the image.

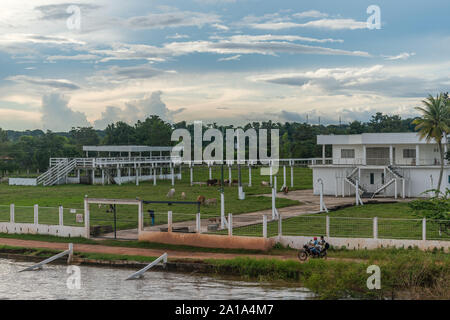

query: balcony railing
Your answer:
[324,157,447,166]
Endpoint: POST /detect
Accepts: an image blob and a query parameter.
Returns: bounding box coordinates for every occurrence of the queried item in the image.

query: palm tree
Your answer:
[413,93,450,194]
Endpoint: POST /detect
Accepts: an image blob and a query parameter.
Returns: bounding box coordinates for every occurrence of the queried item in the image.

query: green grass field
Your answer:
[0,167,311,230]
[212,202,450,241]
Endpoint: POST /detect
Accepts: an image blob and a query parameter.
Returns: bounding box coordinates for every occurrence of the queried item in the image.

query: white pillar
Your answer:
[34,204,38,225]
[389,145,393,165]
[228,213,232,236]
[168,211,173,232]
[153,167,157,186]
[373,217,378,239]
[248,165,252,187]
[322,144,325,164]
[355,180,359,206]
[117,166,122,186]
[136,166,139,186]
[171,164,174,186]
[190,165,193,186]
[402,178,405,199]
[335,177,338,198]
[196,213,201,234]
[209,164,212,180]
[269,165,273,186]
[363,145,367,165]
[138,200,143,233]
[416,144,420,165]
[102,169,105,185]
[220,193,226,229]
[283,165,286,188]
[228,165,232,186]
[290,165,294,188]
[91,169,95,185]
[84,198,90,239]
[59,206,63,226]
[326,215,330,238]
[422,218,426,241]
[263,215,267,238]
[394,179,398,199]
[10,204,14,223]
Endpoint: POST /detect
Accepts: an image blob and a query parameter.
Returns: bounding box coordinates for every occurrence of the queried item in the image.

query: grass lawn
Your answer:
[0,167,311,230]
[214,202,450,241]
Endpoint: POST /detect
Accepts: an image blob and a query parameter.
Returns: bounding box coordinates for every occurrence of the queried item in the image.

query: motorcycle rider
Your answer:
[308,237,320,256]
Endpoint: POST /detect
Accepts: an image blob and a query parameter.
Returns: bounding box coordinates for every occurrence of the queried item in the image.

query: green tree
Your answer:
[413,93,450,194]
[0,128,7,143]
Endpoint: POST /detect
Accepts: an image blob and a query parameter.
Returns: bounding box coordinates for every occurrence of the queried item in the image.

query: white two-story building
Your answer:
[311,132,449,198]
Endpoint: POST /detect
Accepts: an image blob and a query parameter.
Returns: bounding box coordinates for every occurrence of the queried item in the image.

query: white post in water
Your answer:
[228,213,233,236]
[248,165,252,187]
[10,204,14,223]
[263,215,267,238]
[59,206,63,226]
[34,204,38,225]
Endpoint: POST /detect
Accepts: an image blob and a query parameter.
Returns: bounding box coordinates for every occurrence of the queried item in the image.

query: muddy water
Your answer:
[0,258,314,300]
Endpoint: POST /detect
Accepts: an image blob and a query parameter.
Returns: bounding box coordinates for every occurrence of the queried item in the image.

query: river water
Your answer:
[0,259,314,300]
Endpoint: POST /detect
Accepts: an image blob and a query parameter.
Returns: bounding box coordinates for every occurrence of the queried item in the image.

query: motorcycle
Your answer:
[297,242,329,261]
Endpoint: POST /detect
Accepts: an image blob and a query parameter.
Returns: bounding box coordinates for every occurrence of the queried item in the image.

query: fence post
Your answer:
[220,192,226,228]
[422,218,426,241]
[168,211,173,232]
[10,204,14,223]
[326,215,330,238]
[263,215,267,238]
[278,214,282,236]
[228,213,232,236]
[84,197,90,239]
[59,206,63,226]
[196,213,201,234]
[373,217,378,239]
[34,204,38,225]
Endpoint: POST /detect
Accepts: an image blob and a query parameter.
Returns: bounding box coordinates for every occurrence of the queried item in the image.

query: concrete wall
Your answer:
[0,222,85,238]
[139,231,275,251]
[9,178,37,186]
[276,235,450,252]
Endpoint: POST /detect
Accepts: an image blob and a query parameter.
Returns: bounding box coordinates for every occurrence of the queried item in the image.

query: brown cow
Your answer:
[197,195,206,205]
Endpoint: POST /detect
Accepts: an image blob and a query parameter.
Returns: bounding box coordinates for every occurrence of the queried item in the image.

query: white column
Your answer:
[91,169,95,185]
[373,217,378,239]
[290,164,294,188]
[34,204,38,225]
[220,193,226,228]
[117,166,122,186]
[10,204,14,223]
[389,145,393,165]
[228,213,233,236]
[263,215,267,238]
[196,213,201,234]
[84,198,90,239]
[326,215,330,237]
[168,211,173,232]
[355,180,359,206]
[402,178,405,199]
[248,165,252,187]
[138,200,143,233]
[416,144,420,165]
[190,164,193,186]
[208,164,212,180]
[153,166,157,186]
[228,165,232,185]
[102,169,105,185]
[394,179,398,199]
[59,206,63,226]
[136,166,139,186]
[363,145,367,165]
[171,164,174,186]
[422,218,426,241]
[322,144,326,164]
[283,165,286,188]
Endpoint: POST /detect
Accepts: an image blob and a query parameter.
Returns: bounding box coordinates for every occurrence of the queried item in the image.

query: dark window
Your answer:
[341,149,355,158]
[381,172,385,185]
[370,173,375,184]
[403,149,416,158]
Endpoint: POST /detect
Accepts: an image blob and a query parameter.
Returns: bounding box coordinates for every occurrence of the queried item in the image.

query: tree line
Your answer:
[0,112,419,174]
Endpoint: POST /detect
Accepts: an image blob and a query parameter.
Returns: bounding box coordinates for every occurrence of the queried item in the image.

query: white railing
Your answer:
[323,157,445,166]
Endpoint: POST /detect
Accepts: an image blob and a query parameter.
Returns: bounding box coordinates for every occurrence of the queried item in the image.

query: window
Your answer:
[370,173,374,184]
[448,175,450,184]
[381,172,385,185]
[403,149,416,158]
[341,149,355,158]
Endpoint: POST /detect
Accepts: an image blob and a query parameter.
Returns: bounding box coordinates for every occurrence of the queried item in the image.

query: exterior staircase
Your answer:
[37,159,76,186]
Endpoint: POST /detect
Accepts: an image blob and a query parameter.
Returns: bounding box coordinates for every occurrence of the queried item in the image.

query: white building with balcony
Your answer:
[311,132,449,198]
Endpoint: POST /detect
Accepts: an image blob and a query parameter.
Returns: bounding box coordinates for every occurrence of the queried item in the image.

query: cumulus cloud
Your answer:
[41,93,89,131]
[94,91,184,129]
[249,65,450,98]
[293,10,329,19]
[6,75,81,90]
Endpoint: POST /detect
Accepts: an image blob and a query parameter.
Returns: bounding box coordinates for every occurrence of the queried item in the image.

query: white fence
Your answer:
[0,204,87,237]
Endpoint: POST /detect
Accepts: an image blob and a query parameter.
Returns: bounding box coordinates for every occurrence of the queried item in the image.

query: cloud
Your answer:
[293,10,329,19]
[383,52,416,61]
[41,93,89,131]
[34,3,101,21]
[250,18,367,30]
[0,33,85,46]
[166,33,190,39]
[218,54,241,61]
[46,54,100,61]
[249,65,450,98]
[94,91,183,129]
[6,75,81,90]
[90,65,167,83]
[125,11,221,29]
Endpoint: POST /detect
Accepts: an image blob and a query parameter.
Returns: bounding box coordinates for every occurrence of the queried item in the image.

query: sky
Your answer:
[0,0,449,131]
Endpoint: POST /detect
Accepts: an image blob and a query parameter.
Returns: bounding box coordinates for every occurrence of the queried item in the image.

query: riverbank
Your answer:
[1,241,448,300]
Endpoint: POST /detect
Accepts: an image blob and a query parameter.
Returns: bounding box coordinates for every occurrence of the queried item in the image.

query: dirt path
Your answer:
[0,238,296,261]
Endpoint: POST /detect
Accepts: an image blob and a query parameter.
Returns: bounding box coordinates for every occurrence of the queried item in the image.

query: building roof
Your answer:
[317,132,446,145]
[82,145,174,153]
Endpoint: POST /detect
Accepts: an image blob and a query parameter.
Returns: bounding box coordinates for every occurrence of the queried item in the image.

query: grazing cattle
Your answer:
[197,195,206,205]
[167,188,175,198]
[261,181,269,186]
[204,198,218,206]
[207,179,218,186]
[181,192,186,200]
